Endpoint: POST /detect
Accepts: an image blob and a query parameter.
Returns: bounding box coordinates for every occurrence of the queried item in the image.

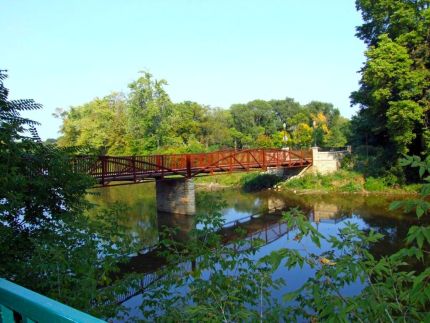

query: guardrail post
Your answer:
[186,155,191,178]
[132,156,136,182]
[229,154,233,172]
[262,150,266,170]
[161,155,164,178]
[101,156,107,186]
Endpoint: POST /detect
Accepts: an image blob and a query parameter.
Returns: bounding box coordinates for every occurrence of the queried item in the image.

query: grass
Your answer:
[194,171,259,187]
[283,170,364,191]
[281,170,421,194]
[194,171,282,192]
[194,169,422,194]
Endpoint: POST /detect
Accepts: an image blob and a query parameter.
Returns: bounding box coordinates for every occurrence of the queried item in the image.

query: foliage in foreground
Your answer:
[128,158,430,322]
[266,156,430,321]
[125,192,283,322]
[0,71,141,318]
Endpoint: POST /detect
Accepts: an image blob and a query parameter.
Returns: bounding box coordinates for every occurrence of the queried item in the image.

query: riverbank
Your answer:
[194,169,422,195]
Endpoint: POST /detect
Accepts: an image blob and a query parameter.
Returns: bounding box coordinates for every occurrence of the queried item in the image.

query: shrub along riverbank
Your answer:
[194,171,282,192]
[195,169,421,194]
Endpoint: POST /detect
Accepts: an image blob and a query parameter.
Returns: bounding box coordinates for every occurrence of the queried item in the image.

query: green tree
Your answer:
[57,93,128,155]
[201,108,234,149]
[127,71,174,154]
[171,101,207,146]
[323,115,350,147]
[270,97,302,129]
[0,71,139,317]
[291,123,313,148]
[351,0,430,165]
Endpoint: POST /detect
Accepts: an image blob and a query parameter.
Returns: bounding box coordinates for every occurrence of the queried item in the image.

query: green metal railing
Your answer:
[0,279,105,323]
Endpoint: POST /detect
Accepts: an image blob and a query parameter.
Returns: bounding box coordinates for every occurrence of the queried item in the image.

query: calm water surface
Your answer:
[88,183,419,320]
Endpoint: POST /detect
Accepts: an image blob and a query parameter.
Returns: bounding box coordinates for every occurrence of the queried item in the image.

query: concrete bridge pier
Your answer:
[155,178,196,215]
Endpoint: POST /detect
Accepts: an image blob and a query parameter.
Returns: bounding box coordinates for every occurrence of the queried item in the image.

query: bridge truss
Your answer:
[73,148,312,186]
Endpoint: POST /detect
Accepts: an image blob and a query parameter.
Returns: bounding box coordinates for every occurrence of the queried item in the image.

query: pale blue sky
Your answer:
[1,0,365,139]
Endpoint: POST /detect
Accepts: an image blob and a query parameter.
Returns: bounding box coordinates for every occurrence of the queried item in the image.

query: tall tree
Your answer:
[127,72,174,154]
[351,0,430,162]
[57,93,128,155]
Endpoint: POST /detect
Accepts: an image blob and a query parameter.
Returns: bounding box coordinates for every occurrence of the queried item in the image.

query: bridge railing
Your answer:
[72,148,313,185]
[0,278,104,322]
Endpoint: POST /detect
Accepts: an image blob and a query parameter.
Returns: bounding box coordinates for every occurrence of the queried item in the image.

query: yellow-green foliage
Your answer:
[282,170,365,192]
[283,170,422,194]
[194,172,258,187]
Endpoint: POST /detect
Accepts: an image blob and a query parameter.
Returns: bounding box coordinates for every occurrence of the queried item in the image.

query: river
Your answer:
[87,183,419,320]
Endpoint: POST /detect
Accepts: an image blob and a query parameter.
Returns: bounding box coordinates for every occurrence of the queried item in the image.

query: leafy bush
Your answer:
[283,174,321,189]
[339,181,363,192]
[241,173,282,192]
[0,71,141,318]
[364,176,386,191]
[262,155,430,321]
[194,171,255,186]
[283,170,364,192]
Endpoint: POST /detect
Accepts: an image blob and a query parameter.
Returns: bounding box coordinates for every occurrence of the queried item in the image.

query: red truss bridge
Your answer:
[73,148,313,186]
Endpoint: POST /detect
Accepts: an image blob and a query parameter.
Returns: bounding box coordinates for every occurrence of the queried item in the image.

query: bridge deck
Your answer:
[73,148,312,186]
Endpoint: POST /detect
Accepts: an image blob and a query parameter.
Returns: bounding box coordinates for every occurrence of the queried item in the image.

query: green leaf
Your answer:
[416,205,425,218]
[420,184,430,197]
[419,166,425,178]
[389,201,403,211]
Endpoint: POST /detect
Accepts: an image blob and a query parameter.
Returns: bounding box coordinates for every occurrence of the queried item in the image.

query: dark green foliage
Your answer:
[0,71,140,318]
[133,192,282,321]
[364,176,387,191]
[241,173,283,192]
[283,170,366,192]
[350,0,430,179]
[262,155,430,321]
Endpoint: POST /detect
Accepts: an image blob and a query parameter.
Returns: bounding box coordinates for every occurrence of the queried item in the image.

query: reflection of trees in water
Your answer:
[89,184,422,264]
[196,189,267,214]
[87,183,158,246]
[269,191,422,259]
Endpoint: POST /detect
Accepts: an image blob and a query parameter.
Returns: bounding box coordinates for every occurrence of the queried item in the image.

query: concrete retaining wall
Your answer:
[310,147,350,175]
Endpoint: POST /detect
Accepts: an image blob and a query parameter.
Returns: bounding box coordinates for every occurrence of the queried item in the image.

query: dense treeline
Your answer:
[55,72,350,155]
[350,0,430,180]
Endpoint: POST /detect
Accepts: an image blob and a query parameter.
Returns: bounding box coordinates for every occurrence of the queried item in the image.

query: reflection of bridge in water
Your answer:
[109,207,292,305]
[102,198,350,305]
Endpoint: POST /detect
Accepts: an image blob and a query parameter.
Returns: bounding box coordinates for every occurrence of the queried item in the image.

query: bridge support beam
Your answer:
[156,178,196,215]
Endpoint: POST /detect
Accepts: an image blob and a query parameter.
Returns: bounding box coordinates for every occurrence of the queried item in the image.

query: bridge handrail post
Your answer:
[101,156,107,186]
[262,150,266,170]
[132,156,136,183]
[161,155,165,178]
[186,155,191,178]
[229,153,233,172]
